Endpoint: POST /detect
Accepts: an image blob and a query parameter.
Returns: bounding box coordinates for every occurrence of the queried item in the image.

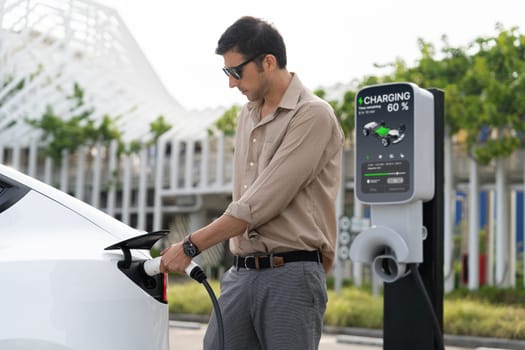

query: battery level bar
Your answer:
[364,171,407,177]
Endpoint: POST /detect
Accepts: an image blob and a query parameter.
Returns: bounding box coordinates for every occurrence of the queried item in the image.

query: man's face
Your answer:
[222,51,266,102]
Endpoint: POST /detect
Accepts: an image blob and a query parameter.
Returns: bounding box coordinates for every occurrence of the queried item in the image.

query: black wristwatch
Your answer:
[182,235,201,257]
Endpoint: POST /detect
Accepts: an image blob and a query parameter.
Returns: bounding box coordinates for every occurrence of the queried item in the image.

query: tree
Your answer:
[27,82,172,162]
[466,26,525,164]
[314,88,355,140]
[212,25,525,167]
[208,105,240,136]
[386,25,525,165]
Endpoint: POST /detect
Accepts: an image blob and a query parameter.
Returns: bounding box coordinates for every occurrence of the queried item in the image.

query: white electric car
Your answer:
[0,164,169,350]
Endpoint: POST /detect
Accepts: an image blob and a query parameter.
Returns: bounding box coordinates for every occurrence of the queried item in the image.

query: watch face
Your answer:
[183,240,198,257]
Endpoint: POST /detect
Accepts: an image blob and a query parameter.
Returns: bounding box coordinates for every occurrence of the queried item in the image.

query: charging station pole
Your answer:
[349,83,445,349]
[383,88,444,350]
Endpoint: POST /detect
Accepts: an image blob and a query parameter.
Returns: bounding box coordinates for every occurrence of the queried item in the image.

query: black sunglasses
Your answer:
[222,54,263,80]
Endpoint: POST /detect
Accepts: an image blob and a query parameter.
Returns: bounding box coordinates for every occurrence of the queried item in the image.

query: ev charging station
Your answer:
[350,83,445,349]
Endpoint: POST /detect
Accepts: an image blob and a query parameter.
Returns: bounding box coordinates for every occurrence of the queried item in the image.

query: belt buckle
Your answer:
[244,255,259,270]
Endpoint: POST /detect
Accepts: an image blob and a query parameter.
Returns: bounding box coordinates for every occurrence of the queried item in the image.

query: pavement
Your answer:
[169,320,525,350]
[169,321,390,350]
[169,321,377,350]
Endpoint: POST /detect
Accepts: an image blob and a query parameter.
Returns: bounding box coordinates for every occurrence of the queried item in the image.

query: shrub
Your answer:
[324,288,383,329]
[444,299,525,339]
[446,286,525,307]
[167,280,219,315]
[168,280,525,339]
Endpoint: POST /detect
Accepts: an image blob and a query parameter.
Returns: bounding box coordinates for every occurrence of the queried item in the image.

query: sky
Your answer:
[98,0,523,111]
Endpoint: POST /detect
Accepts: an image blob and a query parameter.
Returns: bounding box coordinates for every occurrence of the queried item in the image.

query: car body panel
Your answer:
[0,164,169,350]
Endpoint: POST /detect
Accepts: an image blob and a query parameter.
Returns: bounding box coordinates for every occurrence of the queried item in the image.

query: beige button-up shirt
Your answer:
[225,74,344,262]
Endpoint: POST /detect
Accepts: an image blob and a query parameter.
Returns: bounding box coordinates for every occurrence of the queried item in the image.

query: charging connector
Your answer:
[143,256,162,276]
[184,260,207,283]
[143,257,225,350]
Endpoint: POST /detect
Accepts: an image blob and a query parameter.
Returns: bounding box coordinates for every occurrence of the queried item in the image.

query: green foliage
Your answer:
[310,26,525,167]
[324,287,383,329]
[461,26,525,164]
[149,115,172,142]
[27,106,120,162]
[0,64,43,108]
[26,82,172,161]
[397,37,476,136]
[446,286,525,307]
[314,88,355,139]
[366,25,525,165]
[68,81,85,107]
[168,280,220,315]
[445,286,525,339]
[325,275,354,289]
[208,105,240,136]
[209,24,525,167]
[444,299,525,339]
[169,280,525,339]
[473,135,521,165]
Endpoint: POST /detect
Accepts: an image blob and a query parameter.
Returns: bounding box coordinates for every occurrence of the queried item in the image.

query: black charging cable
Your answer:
[186,262,225,350]
[409,263,445,350]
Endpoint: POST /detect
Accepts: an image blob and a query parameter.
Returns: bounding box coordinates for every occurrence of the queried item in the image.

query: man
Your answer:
[160,16,344,350]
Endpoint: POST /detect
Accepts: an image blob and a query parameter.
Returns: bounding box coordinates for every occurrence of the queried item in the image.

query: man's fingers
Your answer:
[159,256,167,273]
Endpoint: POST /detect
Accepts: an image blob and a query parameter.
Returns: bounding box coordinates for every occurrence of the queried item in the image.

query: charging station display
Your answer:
[355,83,434,204]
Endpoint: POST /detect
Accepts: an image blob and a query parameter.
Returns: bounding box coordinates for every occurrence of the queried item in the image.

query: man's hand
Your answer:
[322,254,333,274]
[158,214,248,274]
[159,242,192,274]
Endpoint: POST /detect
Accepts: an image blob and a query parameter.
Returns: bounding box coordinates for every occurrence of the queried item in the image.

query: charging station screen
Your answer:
[355,83,415,203]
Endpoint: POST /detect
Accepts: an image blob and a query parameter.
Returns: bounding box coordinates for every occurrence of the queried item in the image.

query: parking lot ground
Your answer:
[168,321,475,350]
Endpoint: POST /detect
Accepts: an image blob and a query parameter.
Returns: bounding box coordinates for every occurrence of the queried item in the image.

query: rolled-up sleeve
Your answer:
[225,201,252,223]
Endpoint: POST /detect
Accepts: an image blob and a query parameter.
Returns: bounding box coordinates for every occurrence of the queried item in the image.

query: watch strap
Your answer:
[183,234,201,257]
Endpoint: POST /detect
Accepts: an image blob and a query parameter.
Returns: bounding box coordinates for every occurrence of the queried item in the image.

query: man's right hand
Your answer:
[159,242,192,274]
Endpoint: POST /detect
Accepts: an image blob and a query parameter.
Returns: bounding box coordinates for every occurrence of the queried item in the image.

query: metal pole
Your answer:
[383,88,444,350]
[468,156,480,289]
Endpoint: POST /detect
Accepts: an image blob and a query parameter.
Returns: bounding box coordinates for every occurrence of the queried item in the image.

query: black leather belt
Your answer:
[233,250,322,269]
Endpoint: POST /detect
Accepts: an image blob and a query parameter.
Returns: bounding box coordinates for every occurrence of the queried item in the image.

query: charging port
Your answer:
[105,231,169,303]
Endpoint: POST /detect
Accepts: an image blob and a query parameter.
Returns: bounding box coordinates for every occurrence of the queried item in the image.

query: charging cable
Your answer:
[144,257,225,350]
[409,263,444,350]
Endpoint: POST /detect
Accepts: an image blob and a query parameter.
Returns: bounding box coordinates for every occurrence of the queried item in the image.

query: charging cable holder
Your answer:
[350,200,424,283]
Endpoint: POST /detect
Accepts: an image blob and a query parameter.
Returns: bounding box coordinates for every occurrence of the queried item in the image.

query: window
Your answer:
[0,174,29,214]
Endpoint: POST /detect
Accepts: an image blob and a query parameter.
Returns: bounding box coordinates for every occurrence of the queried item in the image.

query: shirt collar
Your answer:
[278,73,302,110]
[247,73,303,113]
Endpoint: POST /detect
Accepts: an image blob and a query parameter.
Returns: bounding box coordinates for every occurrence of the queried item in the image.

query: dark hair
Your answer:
[215,16,287,69]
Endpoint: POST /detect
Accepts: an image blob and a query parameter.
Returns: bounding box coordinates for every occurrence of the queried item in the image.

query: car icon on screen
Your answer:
[363,120,406,147]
